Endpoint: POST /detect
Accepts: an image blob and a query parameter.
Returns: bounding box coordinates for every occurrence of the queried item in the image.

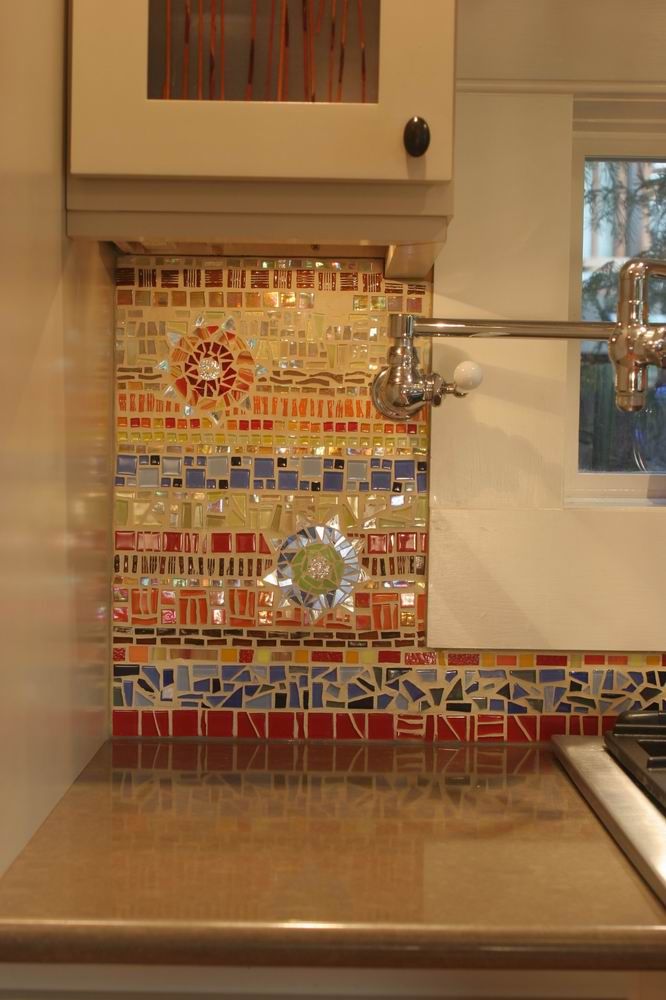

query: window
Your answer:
[579,159,666,474]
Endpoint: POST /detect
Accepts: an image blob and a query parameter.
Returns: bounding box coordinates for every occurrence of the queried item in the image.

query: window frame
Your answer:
[564,134,666,504]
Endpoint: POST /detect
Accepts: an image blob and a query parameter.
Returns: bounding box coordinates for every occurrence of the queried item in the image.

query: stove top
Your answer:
[604,710,666,812]
[554,728,666,907]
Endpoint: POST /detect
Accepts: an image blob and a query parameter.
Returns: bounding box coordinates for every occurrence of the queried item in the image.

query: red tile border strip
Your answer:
[112,709,612,743]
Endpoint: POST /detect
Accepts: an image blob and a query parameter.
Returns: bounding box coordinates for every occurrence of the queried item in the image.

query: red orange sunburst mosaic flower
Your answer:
[169,319,254,411]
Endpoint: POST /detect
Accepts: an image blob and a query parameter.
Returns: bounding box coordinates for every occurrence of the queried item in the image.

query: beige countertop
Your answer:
[0,739,664,969]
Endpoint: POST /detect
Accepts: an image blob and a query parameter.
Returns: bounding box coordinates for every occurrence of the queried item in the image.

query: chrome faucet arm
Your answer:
[371,257,666,419]
[405,318,615,341]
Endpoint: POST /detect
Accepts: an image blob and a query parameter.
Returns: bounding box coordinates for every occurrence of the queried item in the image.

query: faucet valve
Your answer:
[424,372,445,406]
[371,350,483,418]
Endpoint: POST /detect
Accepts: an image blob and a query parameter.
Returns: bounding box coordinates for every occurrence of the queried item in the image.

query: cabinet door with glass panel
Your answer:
[70,0,454,183]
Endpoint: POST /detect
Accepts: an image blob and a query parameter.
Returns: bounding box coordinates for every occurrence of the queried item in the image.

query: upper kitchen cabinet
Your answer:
[69,0,455,184]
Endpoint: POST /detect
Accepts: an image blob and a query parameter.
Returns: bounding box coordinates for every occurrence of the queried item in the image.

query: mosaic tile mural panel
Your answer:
[112,256,666,741]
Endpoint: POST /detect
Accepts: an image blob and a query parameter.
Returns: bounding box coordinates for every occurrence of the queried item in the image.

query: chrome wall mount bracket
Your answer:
[372,314,484,419]
[371,258,666,420]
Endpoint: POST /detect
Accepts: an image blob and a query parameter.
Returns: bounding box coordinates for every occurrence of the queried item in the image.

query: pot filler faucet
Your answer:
[371,257,666,419]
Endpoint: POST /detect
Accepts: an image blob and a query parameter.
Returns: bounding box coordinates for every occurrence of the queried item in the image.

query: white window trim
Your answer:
[564,133,666,504]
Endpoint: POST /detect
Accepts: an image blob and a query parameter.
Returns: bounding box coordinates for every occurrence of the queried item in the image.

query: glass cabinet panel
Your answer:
[148,0,380,103]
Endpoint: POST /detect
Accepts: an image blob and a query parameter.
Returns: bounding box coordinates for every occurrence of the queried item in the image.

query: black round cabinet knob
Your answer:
[403,116,431,157]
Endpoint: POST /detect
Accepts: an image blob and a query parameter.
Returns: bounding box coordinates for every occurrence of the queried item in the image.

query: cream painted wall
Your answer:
[457,0,666,85]
[428,92,666,651]
[430,92,573,512]
[0,0,112,873]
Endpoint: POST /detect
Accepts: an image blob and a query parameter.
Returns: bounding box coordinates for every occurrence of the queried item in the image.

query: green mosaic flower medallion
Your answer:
[263,524,364,622]
[290,542,345,596]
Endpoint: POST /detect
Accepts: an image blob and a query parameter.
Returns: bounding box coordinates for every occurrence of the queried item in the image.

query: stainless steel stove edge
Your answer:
[553,736,666,908]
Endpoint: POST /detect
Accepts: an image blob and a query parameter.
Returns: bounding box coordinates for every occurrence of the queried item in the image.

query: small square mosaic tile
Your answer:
[112,256,666,742]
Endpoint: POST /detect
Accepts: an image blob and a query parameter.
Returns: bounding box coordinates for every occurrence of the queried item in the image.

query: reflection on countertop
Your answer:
[0,740,664,969]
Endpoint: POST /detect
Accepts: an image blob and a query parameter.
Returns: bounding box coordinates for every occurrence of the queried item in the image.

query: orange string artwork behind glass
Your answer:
[156,0,373,103]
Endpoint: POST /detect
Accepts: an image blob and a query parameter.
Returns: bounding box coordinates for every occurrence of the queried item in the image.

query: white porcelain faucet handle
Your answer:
[453,360,483,392]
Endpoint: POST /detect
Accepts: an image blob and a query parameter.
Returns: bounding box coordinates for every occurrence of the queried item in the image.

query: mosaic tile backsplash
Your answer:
[112,256,666,742]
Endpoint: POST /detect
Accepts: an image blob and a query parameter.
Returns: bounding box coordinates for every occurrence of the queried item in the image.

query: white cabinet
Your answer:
[67,1,454,276]
[70,0,455,184]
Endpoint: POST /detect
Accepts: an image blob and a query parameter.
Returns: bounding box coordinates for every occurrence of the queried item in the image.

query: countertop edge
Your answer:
[0,921,665,970]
